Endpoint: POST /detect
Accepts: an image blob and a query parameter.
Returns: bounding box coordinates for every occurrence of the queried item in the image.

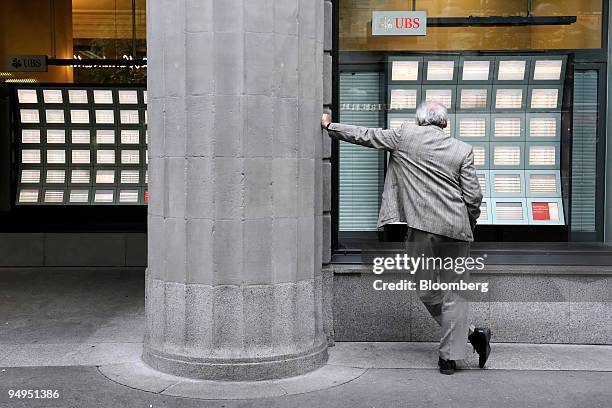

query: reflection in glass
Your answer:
[460,89,487,109]
[498,60,526,81]
[392,61,419,81]
[494,118,522,138]
[390,89,417,109]
[530,89,558,109]
[462,61,490,81]
[529,146,556,165]
[495,88,523,109]
[493,145,521,166]
[427,61,454,81]
[533,60,563,81]
[425,88,452,109]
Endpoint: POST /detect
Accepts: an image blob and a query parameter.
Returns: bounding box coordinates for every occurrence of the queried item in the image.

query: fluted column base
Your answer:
[143,272,328,380]
[143,340,328,381]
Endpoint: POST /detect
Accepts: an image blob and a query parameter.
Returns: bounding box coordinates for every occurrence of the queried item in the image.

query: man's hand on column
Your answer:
[321,114,332,129]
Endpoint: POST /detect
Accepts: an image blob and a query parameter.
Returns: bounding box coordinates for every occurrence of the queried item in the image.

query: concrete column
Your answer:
[144,0,328,380]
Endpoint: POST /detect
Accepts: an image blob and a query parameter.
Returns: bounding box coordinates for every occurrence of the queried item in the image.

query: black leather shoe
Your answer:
[468,328,491,368]
[438,357,455,375]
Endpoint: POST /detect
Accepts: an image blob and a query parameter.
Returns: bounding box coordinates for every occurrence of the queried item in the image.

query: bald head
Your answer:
[415,101,448,129]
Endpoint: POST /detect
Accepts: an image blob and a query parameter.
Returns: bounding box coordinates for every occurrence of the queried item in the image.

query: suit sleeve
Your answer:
[327,123,400,151]
[459,148,483,230]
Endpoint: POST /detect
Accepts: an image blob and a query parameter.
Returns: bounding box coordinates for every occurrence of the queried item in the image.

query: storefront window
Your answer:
[340,0,603,51]
[335,0,607,251]
[0,0,146,84]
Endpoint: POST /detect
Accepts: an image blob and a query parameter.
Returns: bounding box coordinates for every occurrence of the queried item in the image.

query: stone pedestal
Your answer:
[144,0,327,380]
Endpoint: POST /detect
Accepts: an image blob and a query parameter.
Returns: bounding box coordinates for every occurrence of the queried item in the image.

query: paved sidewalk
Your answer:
[2,268,611,406]
[2,341,612,407]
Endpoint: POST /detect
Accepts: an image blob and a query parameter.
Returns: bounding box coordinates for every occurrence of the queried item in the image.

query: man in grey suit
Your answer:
[322,101,491,375]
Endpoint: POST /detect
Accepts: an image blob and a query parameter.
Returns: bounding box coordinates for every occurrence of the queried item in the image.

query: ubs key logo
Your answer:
[7,55,47,72]
[11,58,23,69]
[372,11,427,36]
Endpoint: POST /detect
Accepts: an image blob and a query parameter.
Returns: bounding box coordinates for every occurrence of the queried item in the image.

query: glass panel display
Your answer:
[498,60,526,81]
[120,110,140,124]
[426,61,454,81]
[69,190,89,203]
[22,149,41,164]
[121,150,140,164]
[19,189,39,203]
[495,88,523,109]
[119,190,139,203]
[21,170,40,183]
[459,118,486,138]
[529,146,556,166]
[71,130,91,144]
[531,201,560,221]
[96,170,115,184]
[45,110,65,124]
[70,110,90,124]
[477,174,487,194]
[21,129,40,144]
[68,89,88,104]
[425,89,452,109]
[46,170,66,184]
[529,174,558,194]
[533,60,563,81]
[14,86,147,206]
[17,89,38,104]
[479,202,489,220]
[72,150,91,164]
[46,129,66,144]
[96,130,115,144]
[392,61,419,81]
[390,89,417,109]
[462,61,490,81]
[389,117,415,129]
[473,146,486,166]
[96,150,116,164]
[529,117,557,137]
[71,169,90,183]
[93,90,113,104]
[20,109,40,123]
[494,174,522,193]
[493,145,521,166]
[118,90,139,104]
[43,89,63,104]
[94,190,114,203]
[46,150,66,164]
[460,89,487,109]
[496,202,525,221]
[120,170,140,184]
[95,109,115,124]
[494,117,521,138]
[530,89,558,109]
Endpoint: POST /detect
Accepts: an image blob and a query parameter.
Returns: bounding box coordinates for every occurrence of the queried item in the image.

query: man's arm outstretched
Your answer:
[321,114,400,151]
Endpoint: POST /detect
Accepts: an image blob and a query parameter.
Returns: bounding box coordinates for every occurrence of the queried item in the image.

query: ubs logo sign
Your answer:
[7,55,48,72]
[372,11,427,36]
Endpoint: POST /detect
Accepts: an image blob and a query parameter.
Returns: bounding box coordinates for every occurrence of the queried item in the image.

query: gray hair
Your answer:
[415,101,448,129]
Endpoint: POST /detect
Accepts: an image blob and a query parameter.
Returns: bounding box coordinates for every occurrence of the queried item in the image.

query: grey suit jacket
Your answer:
[328,122,483,241]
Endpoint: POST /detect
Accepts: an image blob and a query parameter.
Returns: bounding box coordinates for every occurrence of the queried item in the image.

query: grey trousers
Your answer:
[405,227,471,361]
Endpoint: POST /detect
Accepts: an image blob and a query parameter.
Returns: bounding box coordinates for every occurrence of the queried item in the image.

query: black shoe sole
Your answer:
[439,368,454,375]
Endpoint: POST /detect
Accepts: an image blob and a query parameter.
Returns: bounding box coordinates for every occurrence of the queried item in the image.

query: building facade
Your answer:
[0,0,611,379]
